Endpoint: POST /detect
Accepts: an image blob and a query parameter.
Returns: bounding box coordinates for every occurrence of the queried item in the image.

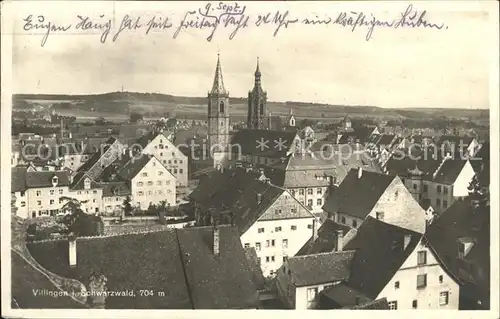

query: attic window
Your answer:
[51,176,59,184]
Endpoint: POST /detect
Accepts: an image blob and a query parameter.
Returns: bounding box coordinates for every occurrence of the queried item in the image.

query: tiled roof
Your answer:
[287,251,355,287]
[70,173,101,190]
[11,251,86,309]
[376,134,395,146]
[320,283,372,308]
[425,198,489,305]
[296,219,351,256]
[134,131,170,149]
[25,170,71,189]
[343,217,422,299]
[100,182,131,197]
[322,169,395,219]
[243,247,266,291]
[190,167,308,235]
[349,298,389,309]
[229,129,298,158]
[11,166,28,192]
[431,159,467,185]
[27,226,259,309]
[117,154,153,181]
[337,127,373,144]
[177,226,260,308]
[384,156,441,178]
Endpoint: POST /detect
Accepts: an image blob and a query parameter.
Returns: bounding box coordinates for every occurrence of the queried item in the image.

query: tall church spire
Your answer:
[211,54,227,95]
[255,57,261,79]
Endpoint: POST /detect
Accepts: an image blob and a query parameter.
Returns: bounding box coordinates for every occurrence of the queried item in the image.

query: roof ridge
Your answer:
[290,250,356,260]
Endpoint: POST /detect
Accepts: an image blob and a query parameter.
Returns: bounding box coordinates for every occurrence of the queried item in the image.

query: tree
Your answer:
[129,112,143,124]
[166,118,177,128]
[468,174,489,209]
[122,196,133,217]
[59,197,102,237]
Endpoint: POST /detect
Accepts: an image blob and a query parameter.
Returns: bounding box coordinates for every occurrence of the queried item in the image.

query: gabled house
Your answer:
[100,182,131,216]
[68,172,103,215]
[26,226,261,309]
[76,137,127,181]
[277,217,461,310]
[295,219,354,256]
[322,168,427,234]
[425,198,490,309]
[189,167,317,277]
[132,130,188,187]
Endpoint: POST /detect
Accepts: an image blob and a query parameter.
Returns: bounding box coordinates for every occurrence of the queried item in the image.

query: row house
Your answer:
[322,168,429,234]
[99,151,177,210]
[277,217,461,310]
[132,131,189,187]
[11,167,71,219]
[69,172,104,215]
[189,166,318,277]
[101,182,131,216]
[385,155,476,215]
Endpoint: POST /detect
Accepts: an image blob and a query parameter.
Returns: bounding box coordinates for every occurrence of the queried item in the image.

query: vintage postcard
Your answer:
[1,1,499,318]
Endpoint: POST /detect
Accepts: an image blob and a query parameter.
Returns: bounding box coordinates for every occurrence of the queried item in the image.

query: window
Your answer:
[266,256,270,262]
[20,201,26,207]
[36,191,41,196]
[269,270,274,276]
[283,256,288,262]
[341,216,346,224]
[317,199,322,206]
[299,189,305,195]
[138,191,144,196]
[417,251,427,265]
[21,191,25,197]
[307,189,313,195]
[137,182,144,187]
[443,200,448,209]
[413,183,417,190]
[291,190,296,196]
[439,275,443,283]
[376,212,384,220]
[436,199,441,207]
[439,292,449,305]
[174,160,177,164]
[352,220,358,228]
[147,181,153,186]
[180,160,183,164]
[219,101,225,113]
[255,243,261,251]
[437,185,442,193]
[307,287,318,307]
[291,225,297,231]
[59,198,64,204]
[157,181,162,186]
[142,172,148,177]
[49,190,55,195]
[275,226,282,232]
[174,169,178,174]
[417,274,427,289]
[37,200,42,206]
[171,152,175,156]
[307,224,313,229]
[271,256,275,262]
[257,257,261,264]
[266,240,270,247]
[179,169,183,173]
[50,199,54,205]
[244,243,250,248]
[160,152,163,156]
[258,228,264,233]
[168,160,172,164]
[317,188,322,194]
[95,207,99,213]
[159,171,164,176]
[388,301,398,310]
[423,184,428,193]
[307,199,313,207]
[443,187,448,195]
[412,300,418,309]
[147,191,152,196]
[394,281,400,289]
[271,240,275,247]
[282,239,288,248]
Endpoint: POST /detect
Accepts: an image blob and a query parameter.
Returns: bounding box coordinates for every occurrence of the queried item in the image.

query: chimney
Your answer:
[335,229,344,251]
[256,193,262,205]
[213,226,220,256]
[69,236,77,267]
[404,234,411,250]
[357,167,363,179]
[312,219,319,242]
[80,140,84,152]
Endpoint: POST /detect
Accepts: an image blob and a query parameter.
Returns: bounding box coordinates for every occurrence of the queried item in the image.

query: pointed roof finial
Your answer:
[211,53,226,95]
[289,108,293,115]
[255,56,261,78]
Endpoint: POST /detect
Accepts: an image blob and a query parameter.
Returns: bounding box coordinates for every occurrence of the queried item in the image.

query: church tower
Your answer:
[207,54,230,154]
[247,58,268,129]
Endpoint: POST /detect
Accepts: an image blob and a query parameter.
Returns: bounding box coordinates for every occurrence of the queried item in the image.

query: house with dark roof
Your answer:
[189,166,318,277]
[425,198,490,309]
[277,217,460,310]
[131,130,188,187]
[322,168,427,234]
[437,135,480,158]
[26,226,261,309]
[11,167,72,219]
[295,219,356,256]
[68,172,104,215]
[384,155,476,215]
[100,181,131,216]
[76,137,127,181]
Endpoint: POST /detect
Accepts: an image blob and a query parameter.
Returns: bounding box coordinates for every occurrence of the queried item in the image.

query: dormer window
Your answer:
[458,237,475,259]
[51,176,59,186]
[84,178,91,190]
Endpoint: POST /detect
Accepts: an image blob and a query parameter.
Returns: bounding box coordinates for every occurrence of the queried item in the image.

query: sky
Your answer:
[9,1,494,109]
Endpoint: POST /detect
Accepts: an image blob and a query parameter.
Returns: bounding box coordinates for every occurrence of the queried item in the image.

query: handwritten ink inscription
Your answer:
[21,3,448,47]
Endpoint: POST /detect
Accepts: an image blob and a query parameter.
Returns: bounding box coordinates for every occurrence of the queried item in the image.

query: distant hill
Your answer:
[13,92,489,124]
